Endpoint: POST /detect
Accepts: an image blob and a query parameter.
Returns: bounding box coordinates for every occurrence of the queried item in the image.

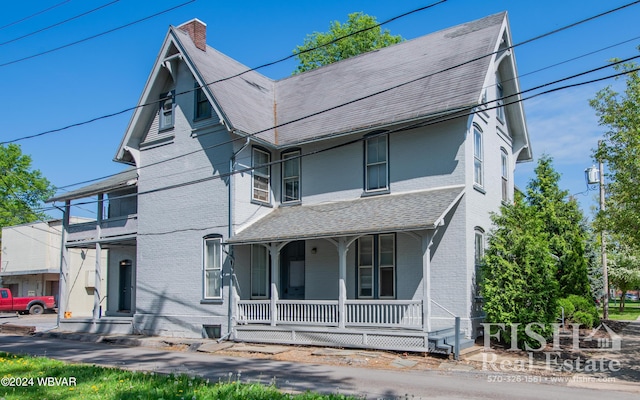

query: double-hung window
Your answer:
[496,77,505,123]
[252,148,271,203]
[251,245,269,299]
[501,148,509,202]
[473,127,483,187]
[282,150,300,203]
[194,84,211,120]
[203,237,222,299]
[159,90,175,130]
[365,134,388,192]
[358,234,395,299]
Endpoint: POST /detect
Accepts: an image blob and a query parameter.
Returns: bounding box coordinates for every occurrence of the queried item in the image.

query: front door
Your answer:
[281,241,305,300]
[118,259,132,312]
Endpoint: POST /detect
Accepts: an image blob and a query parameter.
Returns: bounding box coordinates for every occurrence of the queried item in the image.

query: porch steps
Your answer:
[427,327,474,356]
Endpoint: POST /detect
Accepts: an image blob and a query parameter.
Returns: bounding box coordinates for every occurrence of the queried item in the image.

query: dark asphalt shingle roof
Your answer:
[178,12,506,147]
[227,186,464,244]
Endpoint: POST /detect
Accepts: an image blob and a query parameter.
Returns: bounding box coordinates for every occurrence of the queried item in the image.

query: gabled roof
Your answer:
[228,186,464,244]
[117,11,530,160]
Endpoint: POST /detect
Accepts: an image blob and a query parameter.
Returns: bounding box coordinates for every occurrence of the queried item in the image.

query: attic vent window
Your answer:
[194,84,211,120]
[159,91,175,130]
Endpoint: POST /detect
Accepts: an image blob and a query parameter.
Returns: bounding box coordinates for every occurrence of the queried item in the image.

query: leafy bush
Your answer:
[572,311,596,328]
[557,297,575,320]
[557,295,599,328]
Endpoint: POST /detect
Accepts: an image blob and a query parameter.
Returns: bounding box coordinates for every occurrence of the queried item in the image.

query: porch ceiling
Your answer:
[228,186,464,244]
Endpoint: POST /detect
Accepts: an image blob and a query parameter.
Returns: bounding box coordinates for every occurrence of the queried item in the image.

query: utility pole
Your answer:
[599,142,609,320]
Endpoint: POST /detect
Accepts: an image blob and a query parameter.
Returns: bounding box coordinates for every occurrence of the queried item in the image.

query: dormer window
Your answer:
[194,84,211,120]
[159,90,175,130]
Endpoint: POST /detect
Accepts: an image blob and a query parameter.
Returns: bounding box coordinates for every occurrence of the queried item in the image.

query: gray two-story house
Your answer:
[49,11,531,353]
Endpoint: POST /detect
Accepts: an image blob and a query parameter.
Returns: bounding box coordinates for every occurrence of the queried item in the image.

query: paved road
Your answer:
[0,313,58,332]
[0,335,636,399]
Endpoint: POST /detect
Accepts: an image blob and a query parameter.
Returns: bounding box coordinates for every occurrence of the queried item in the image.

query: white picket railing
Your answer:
[276,300,339,326]
[345,300,422,328]
[236,300,270,324]
[237,299,422,328]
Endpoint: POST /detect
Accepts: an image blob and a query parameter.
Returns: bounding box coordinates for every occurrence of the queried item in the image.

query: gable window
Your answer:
[501,148,509,202]
[365,133,389,192]
[496,77,505,123]
[358,234,395,299]
[282,150,301,203]
[203,236,222,299]
[159,90,175,130]
[251,245,269,299]
[473,126,483,187]
[252,147,271,203]
[194,84,211,120]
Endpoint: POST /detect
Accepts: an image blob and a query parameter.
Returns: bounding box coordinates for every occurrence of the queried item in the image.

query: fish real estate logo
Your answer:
[481,322,622,373]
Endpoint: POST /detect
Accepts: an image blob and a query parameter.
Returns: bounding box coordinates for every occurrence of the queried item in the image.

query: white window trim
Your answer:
[501,148,509,202]
[250,245,269,299]
[194,84,212,121]
[281,150,301,204]
[365,134,389,192]
[496,78,505,123]
[473,126,484,188]
[159,90,175,130]
[378,234,396,299]
[203,237,222,299]
[358,236,374,299]
[252,147,271,203]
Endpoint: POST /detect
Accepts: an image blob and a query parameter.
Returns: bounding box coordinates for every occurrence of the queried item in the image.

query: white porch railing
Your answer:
[277,300,339,326]
[237,299,422,329]
[345,300,422,328]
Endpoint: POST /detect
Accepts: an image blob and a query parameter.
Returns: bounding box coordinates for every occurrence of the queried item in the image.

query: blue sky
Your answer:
[2,0,639,219]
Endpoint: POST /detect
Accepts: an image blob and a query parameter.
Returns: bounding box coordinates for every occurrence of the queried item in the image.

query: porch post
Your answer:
[269,243,280,326]
[338,237,347,329]
[93,194,103,322]
[56,201,70,327]
[422,231,433,332]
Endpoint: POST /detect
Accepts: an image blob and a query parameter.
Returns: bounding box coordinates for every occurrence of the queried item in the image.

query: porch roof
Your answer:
[47,169,138,203]
[228,186,464,244]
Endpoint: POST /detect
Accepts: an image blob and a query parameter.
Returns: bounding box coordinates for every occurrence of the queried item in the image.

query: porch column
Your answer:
[93,194,103,322]
[269,243,281,326]
[338,237,348,329]
[56,201,70,326]
[421,231,433,332]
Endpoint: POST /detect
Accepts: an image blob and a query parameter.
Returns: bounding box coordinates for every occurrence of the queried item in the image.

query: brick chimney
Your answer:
[177,19,206,51]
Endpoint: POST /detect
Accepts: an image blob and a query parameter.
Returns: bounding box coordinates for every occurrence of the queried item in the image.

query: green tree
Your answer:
[0,144,54,235]
[293,12,403,74]
[526,156,591,297]
[608,242,640,312]
[590,59,640,248]
[481,192,558,349]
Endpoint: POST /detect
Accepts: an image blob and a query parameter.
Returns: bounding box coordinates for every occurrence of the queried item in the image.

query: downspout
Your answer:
[224,136,251,340]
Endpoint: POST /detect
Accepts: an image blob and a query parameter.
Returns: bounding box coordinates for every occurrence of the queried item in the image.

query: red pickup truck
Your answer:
[0,288,56,315]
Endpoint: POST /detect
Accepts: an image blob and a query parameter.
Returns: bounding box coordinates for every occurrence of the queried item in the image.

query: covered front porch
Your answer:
[228,187,469,353]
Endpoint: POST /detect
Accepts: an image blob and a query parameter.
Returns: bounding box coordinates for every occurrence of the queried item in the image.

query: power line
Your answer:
[48,2,640,192]
[0,0,447,145]
[0,1,121,47]
[0,0,70,31]
[47,61,640,210]
[0,0,196,68]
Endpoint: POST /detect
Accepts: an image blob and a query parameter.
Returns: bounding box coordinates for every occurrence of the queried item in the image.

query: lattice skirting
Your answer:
[233,326,429,352]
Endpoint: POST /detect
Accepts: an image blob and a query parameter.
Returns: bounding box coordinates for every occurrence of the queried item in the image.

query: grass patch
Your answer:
[0,352,357,399]
[604,300,640,321]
